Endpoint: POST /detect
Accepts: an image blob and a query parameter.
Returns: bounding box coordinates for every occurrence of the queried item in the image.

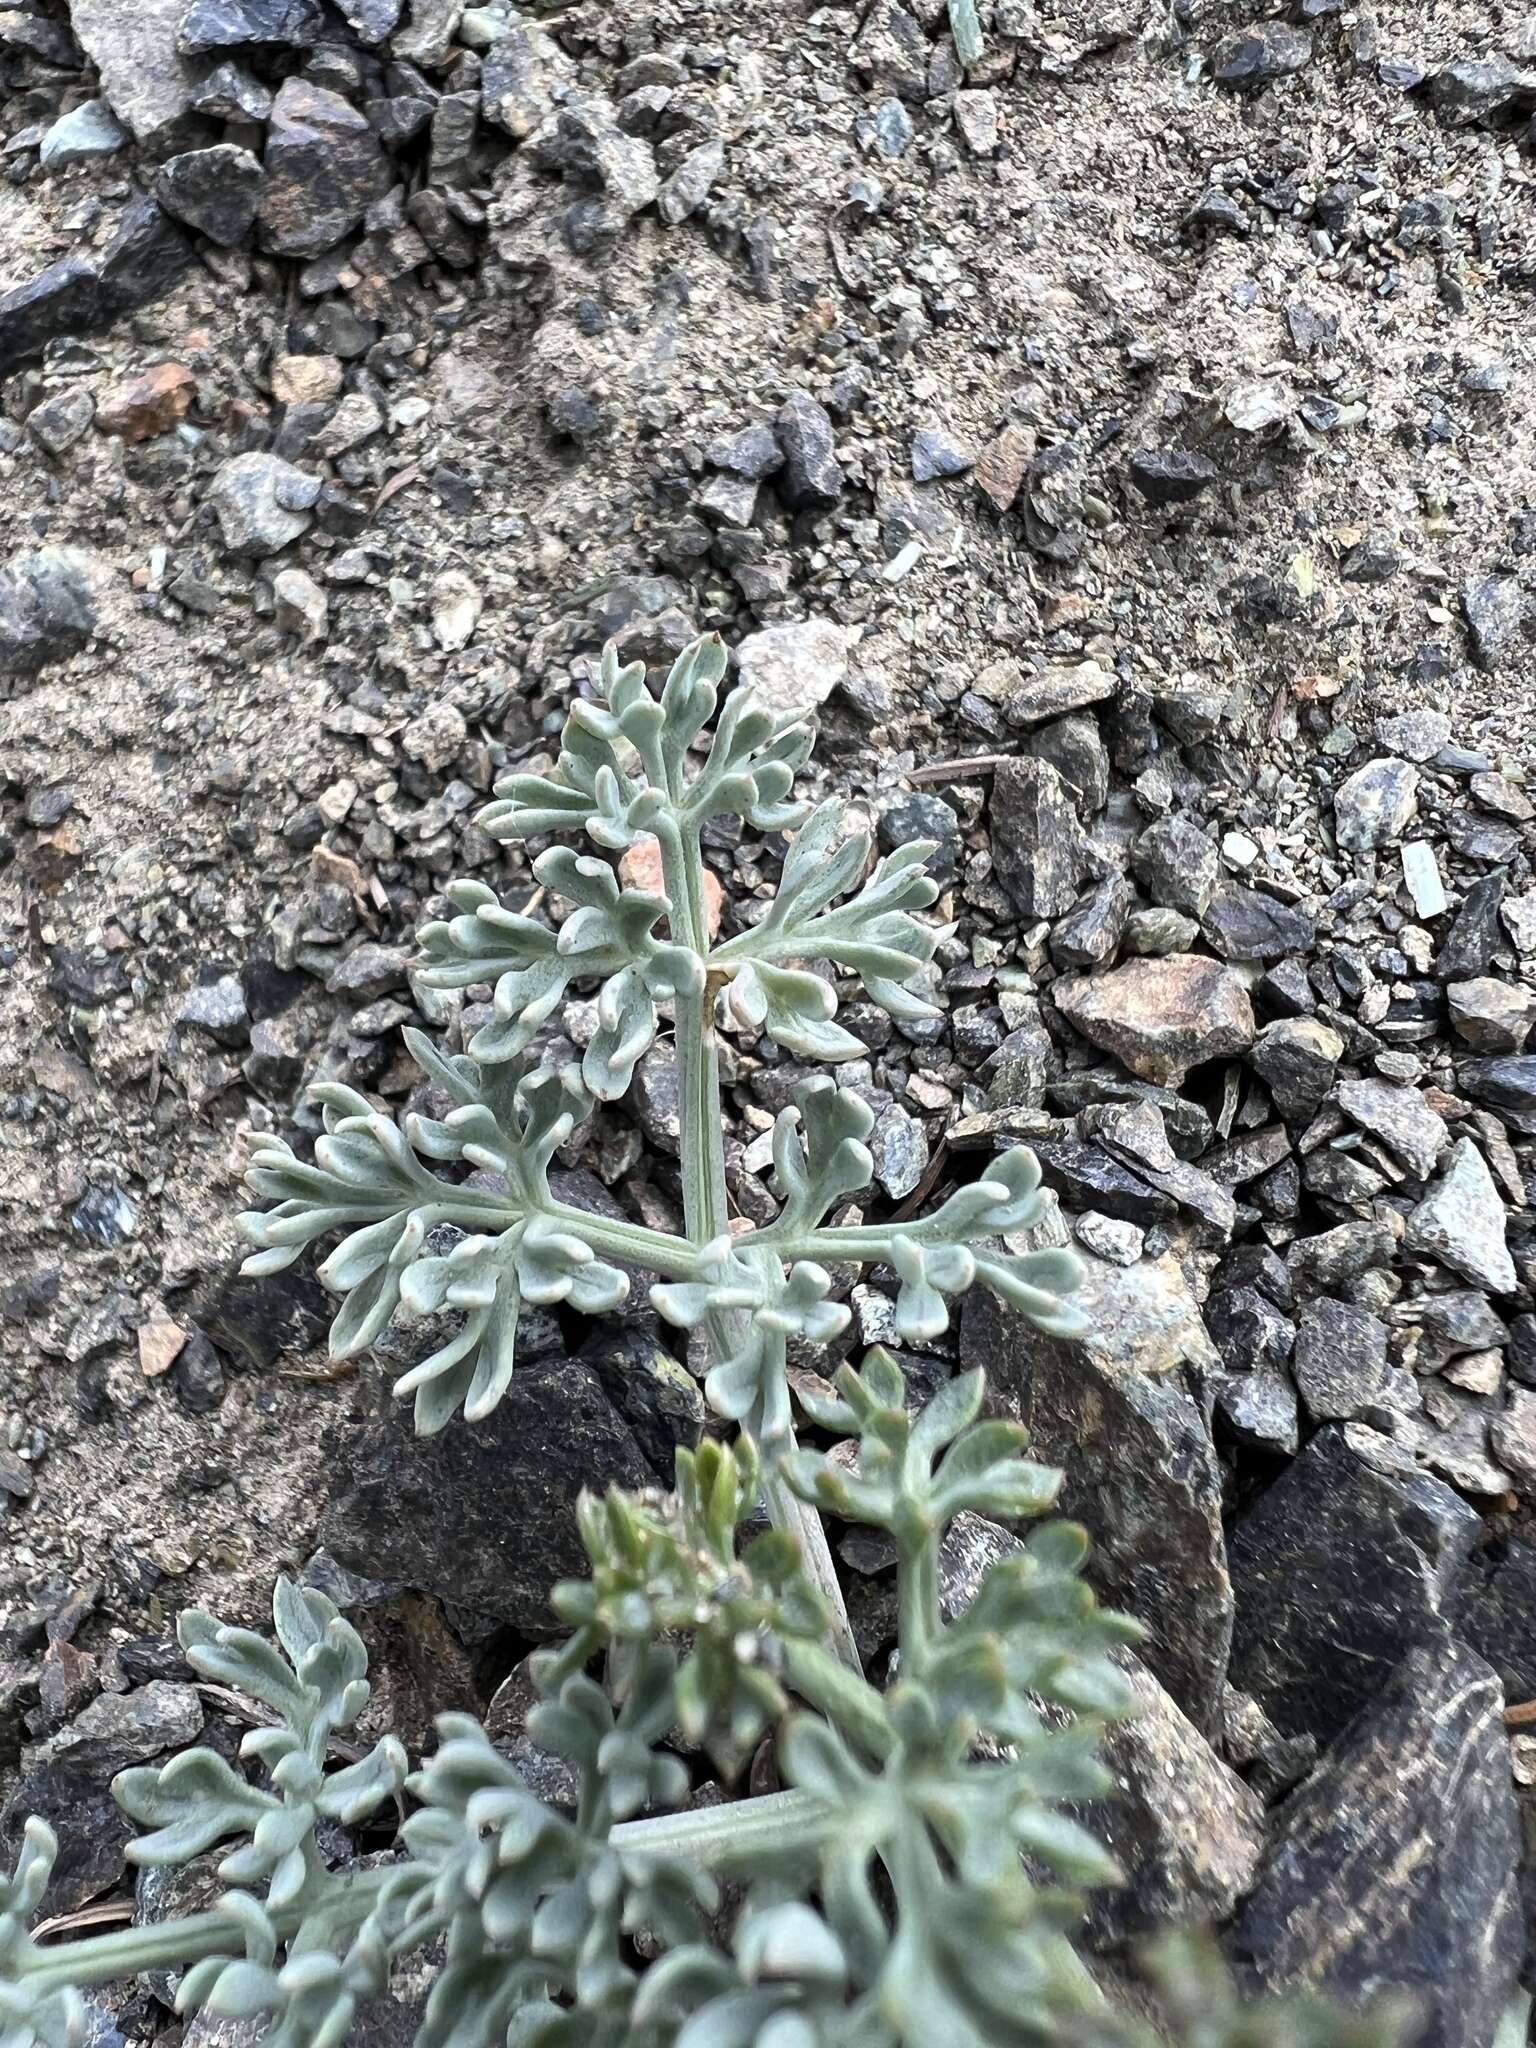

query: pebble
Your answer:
[207,452,320,554]
[775,392,846,510]
[734,619,859,719]
[155,147,265,247]
[39,100,128,169]
[1333,757,1419,852]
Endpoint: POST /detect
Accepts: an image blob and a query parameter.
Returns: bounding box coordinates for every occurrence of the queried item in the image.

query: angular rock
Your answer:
[1430,55,1534,126]
[1021,713,1109,812]
[1461,575,1529,674]
[0,1765,133,1915]
[657,137,724,225]
[207,452,319,555]
[0,547,100,679]
[775,392,846,510]
[1051,874,1132,970]
[188,61,273,121]
[1200,885,1315,963]
[1248,1016,1343,1120]
[1292,1298,1389,1422]
[1455,1539,1536,1702]
[40,100,128,169]
[1230,1628,1522,2048]
[1448,978,1535,1054]
[1333,757,1419,851]
[734,619,859,719]
[1130,815,1219,918]
[31,1682,202,1776]
[179,0,323,49]
[1053,956,1255,1087]
[28,390,95,456]
[964,1255,1231,1734]
[1215,1368,1300,1454]
[322,1357,656,1630]
[0,195,193,377]
[1457,1055,1536,1134]
[96,362,196,443]
[1127,448,1218,506]
[71,0,192,141]
[1206,1286,1295,1375]
[155,146,264,247]
[1406,1138,1516,1294]
[258,79,391,258]
[530,96,659,237]
[1438,875,1506,981]
[990,758,1091,919]
[481,25,575,139]
[1212,21,1313,87]
[1228,1424,1480,1744]
[1335,1076,1447,1180]
[1005,660,1116,727]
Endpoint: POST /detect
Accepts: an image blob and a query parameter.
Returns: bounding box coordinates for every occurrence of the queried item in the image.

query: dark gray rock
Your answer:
[990,757,1091,918]
[1341,530,1402,583]
[188,60,272,119]
[155,146,264,247]
[964,1257,1231,1735]
[322,1357,655,1631]
[0,195,192,377]
[1458,1055,1536,1133]
[1051,874,1132,970]
[258,79,392,258]
[775,392,846,510]
[530,96,659,236]
[27,390,95,455]
[196,1260,330,1370]
[1021,713,1110,811]
[911,426,975,481]
[578,1322,703,1480]
[705,423,784,480]
[1455,1540,1536,1703]
[31,1681,202,1776]
[0,1765,133,1914]
[1030,1138,1174,1225]
[207,452,319,555]
[1247,1016,1344,1120]
[1406,1138,1516,1295]
[876,789,960,886]
[1462,575,1530,673]
[1206,1286,1295,1375]
[1228,1424,1480,1745]
[1292,1298,1389,1422]
[1130,815,1219,918]
[1429,56,1533,128]
[1231,1628,1522,2048]
[0,547,100,678]
[176,973,249,1045]
[1212,22,1313,86]
[657,137,724,225]
[1200,885,1315,963]
[481,25,576,140]
[177,0,322,52]
[1007,662,1117,727]
[1214,1368,1300,1454]
[1438,875,1507,980]
[1127,448,1218,505]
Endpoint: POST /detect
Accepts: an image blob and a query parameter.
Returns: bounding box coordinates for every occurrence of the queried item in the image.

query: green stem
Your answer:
[762,1461,862,1673]
[895,1523,940,1671]
[611,1787,830,1873]
[18,1867,397,1996]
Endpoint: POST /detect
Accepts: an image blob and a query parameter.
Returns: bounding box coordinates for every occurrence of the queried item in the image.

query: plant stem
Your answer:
[611,1787,830,1873]
[656,815,862,1675]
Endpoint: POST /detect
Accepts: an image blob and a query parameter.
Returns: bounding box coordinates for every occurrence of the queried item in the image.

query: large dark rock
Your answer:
[1228,1425,1480,1746]
[321,1357,655,1631]
[1455,1540,1536,1704]
[1200,884,1316,963]
[1458,1056,1536,1135]
[1231,1628,1523,2048]
[258,79,392,257]
[0,195,192,376]
[177,0,323,51]
[0,1764,133,1914]
[0,547,100,679]
[963,1255,1231,1735]
[990,757,1092,918]
[155,146,264,247]
[775,392,846,510]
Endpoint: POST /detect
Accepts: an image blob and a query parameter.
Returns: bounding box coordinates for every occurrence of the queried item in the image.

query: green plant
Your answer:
[2,639,1403,2048]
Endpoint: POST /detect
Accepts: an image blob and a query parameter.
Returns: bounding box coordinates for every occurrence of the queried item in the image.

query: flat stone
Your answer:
[1377,709,1451,762]
[1050,873,1132,970]
[322,1356,656,1630]
[481,24,576,139]
[155,146,264,247]
[71,0,193,140]
[1431,55,1536,127]
[1333,757,1419,851]
[0,195,193,378]
[30,1682,202,1776]
[40,100,128,168]
[1212,21,1313,86]
[1200,884,1315,962]
[258,78,391,258]
[1215,1368,1300,1454]
[1292,1298,1389,1422]
[1438,874,1508,980]
[1005,659,1116,726]
[1461,574,1529,673]
[1230,1628,1522,2048]
[1228,1424,1480,1745]
[1127,447,1218,505]
[1457,1055,1536,1134]
[177,0,323,52]
[1447,978,1535,1054]
[1248,1016,1343,1120]
[1406,1138,1516,1294]
[964,1253,1231,1734]
[1400,841,1448,919]
[1335,1076,1447,1179]
[990,757,1092,919]
[656,137,724,225]
[1054,956,1255,1087]
[734,618,859,719]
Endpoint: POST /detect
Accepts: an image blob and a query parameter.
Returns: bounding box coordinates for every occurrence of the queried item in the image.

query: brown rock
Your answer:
[95,362,195,443]
[1053,956,1256,1085]
[619,834,723,940]
[973,422,1034,512]
[270,352,343,405]
[257,79,391,258]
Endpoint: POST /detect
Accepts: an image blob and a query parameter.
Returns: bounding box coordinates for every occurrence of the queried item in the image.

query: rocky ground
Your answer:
[1,0,1535,2039]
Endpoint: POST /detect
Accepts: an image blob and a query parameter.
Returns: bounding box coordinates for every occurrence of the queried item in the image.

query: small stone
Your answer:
[429,571,482,651]
[1439,875,1508,981]
[1074,1212,1144,1266]
[1127,448,1218,505]
[188,61,272,120]
[1470,770,1535,823]
[1051,874,1132,971]
[326,944,410,1001]
[155,146,264,246]
[137,1303,187,1379]
[207,452,319,555]
[619,838,723,939]
[1333,757,1419,851]
[910,426,975,481]
[26,391,95,456]
[173,1330,226,1415]
[34,1682,203,1776]
[1335,1076,1447,1179]
[40,100,128,169]
[71,1186,138,1247]
[1292,1298,1389,1422]
[1121,907,1200,956]
[875,790,960,887]
[1212,21,1313,86]
[481,25,576,140]
[870,1100,928,1200]
[1429,54,1532,127]
[1054,957,1256,1087]
[734,619,859,719]
[1005,659,1116,726]
[1406,1138,1516,1295]
[272,567,328,642]
[1462,575,1529,673]
[530,98,659,235]
[705,424,783,479]
[952,89,999,155]
[96,362,195,442]
[656,137,724,225]
[0,196,193,379]
[1340,530,1401,583]
[1200,884,1315,963]
[178,0,322,50]
[775,393,846,510]
[1447,979,1536,1055]
[1400,841,1448,919]
[1376,709,1451,761]
[258,79,391,258]
[177,974,249,1046]
[1491,1388,1536,1492]
[1216,1370,1300,1454]
[69,0,192,142]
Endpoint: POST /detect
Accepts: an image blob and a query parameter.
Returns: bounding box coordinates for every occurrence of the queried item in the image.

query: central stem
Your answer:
[657,816,860,1672]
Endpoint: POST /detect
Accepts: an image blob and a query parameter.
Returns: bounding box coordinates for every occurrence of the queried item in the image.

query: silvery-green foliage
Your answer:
[235,634,1081,1442]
